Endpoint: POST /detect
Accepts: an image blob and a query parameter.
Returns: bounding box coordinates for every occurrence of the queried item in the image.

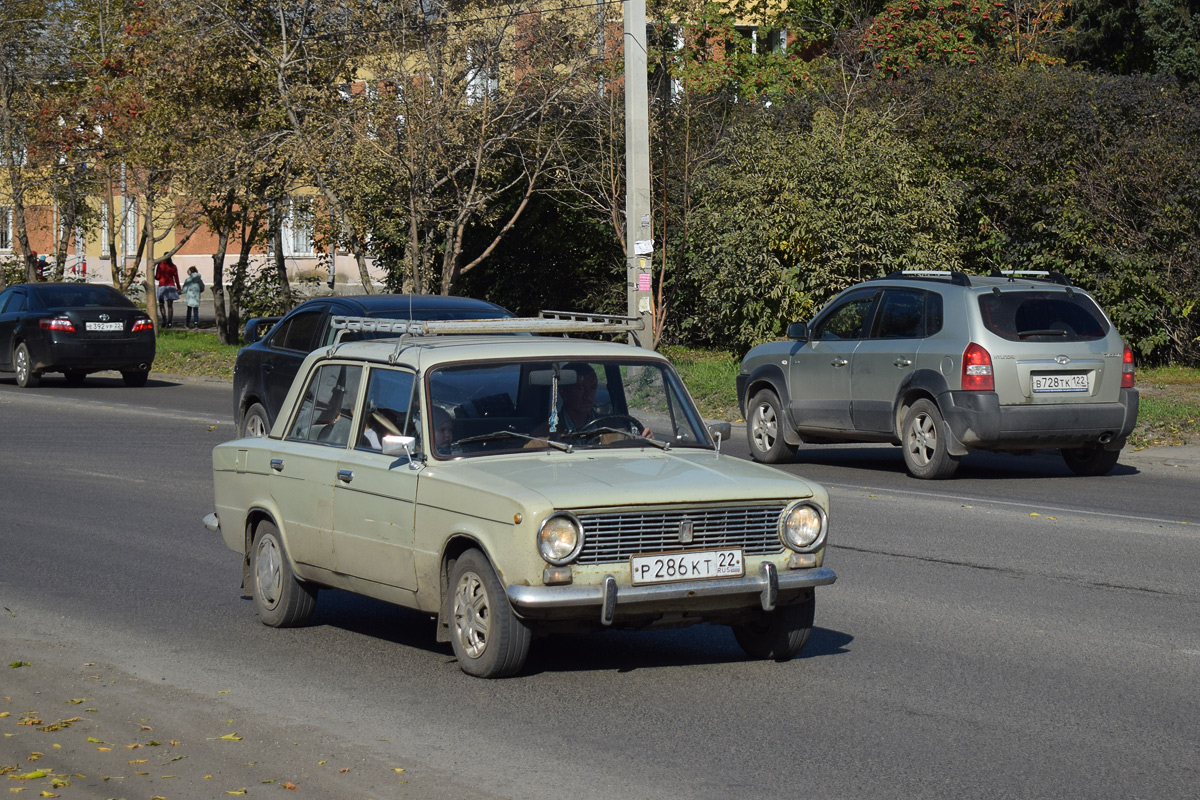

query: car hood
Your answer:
[421,448,823,513]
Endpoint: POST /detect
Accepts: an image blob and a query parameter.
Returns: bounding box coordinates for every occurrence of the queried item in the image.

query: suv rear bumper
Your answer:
[940,388,1139,451]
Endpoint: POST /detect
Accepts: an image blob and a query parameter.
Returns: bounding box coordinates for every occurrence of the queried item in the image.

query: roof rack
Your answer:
[878,269,972,286]
[988,269,1072,287]
[329,311,644,337]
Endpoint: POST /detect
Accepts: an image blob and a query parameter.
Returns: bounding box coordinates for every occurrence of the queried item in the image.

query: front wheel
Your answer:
[250,521,317,627]
[902,399,959,479]
[732,590,815,661]
[448,549,531,678]
[1061,444,1121,476]
[746,389,797,464]
[14,343,40,388]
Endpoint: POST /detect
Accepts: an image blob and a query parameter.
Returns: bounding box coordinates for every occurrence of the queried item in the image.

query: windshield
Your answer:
[426,358,712,457]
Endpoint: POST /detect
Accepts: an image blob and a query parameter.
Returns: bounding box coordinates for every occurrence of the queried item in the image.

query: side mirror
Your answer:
[243,316,280,345]
[708,421,732,441]
[786,321,809,341]
[381,434,418,458]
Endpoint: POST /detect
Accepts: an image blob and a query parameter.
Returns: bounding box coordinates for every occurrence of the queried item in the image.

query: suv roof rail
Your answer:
[879,269,972,286]
[988,269,1072,287]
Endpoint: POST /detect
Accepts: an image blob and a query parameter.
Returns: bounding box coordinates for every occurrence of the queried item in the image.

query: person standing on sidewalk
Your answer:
[154,257,181,327]
[181,266,205,329]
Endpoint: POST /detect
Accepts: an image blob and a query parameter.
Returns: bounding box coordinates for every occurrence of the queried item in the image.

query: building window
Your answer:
[283,199,315,256]
[122,196,139,256]
[0,207,11,251]
[466,46,499,104]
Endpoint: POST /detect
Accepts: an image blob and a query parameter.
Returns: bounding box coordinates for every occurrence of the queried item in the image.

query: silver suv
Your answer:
[737,270,1139,479]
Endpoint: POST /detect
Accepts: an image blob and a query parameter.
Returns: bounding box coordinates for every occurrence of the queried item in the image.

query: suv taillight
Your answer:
[132,317,153,333]
[1121,345,1135,389]
[962,343,994,391]
[39,316,75,332]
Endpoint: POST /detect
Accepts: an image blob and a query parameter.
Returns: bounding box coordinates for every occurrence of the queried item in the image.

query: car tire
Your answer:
[746,389,797,464]
[14,343,40,388]
[121,368,150,387]
[902,398,960,479]
[241,403,271,438]
[732,589,815,661]
[448,549,531,678]
[64,370,87,386]
[250,520,317,628]
[1061,444,1121,476]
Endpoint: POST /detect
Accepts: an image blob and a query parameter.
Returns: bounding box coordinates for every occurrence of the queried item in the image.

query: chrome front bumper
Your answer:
[507,563,837,626]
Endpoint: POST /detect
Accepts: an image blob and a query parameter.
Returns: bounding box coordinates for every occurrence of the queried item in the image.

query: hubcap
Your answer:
[752,402,778,451]
[453,571,490,659]
[255,535,283,609]
[906,412,937,466]
[15,348,28,383]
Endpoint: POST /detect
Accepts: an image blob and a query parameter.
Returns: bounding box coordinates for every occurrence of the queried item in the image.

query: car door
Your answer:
[329,365,420,591]
[789,289,878,431]
[851,289,931,433]
[0,288,26,370]
[269,361,364,570]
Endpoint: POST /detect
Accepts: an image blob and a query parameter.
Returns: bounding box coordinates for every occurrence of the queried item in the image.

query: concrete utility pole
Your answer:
[624,0,654,348]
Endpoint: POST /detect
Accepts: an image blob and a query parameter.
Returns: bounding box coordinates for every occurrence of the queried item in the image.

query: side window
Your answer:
[4,291,27,313]
[812,292,877,340]
[0,289,14,313]
[272,310,324,352]
[287,363,363,447]
[356,368,416,452]
[926,292,943,336]
[876,290,927,339]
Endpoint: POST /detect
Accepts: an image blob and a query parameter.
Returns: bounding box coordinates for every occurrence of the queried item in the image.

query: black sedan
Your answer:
[233,293,514,437]
[0,282,155,388]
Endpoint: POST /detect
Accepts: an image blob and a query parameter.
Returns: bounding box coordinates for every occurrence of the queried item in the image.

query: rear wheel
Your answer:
[121,368,150,387]
[448,549,531,678]
[746,389,797,464]
[240,403,271,438]
[14,343,40,388]
[64,370,87,386]
[902,399,960,479]
[1061,444,1121,476]
[250,521,317,627]
[732,590,815,661]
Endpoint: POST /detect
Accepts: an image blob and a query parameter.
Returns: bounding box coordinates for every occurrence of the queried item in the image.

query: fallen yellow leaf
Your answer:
[85,738,103,744]
[39,792,57,798]
[283,782,298,790]
[225,789,247,796]
[218,733,244,741]
[0,713,8,718]
[392,768,405,774]
[1029,512,1041,517]
[96,748,110,752]
[128,760,147,765]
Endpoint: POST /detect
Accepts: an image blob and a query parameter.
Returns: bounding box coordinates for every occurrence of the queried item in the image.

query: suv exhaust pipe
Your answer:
[1098,432,1114,444]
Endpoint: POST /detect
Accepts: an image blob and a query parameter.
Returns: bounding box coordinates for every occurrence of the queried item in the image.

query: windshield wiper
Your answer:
[559,427,671,450]
[452,430,573,452]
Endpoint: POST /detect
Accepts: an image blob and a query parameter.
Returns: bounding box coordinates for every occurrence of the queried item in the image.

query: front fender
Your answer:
[740,364,802,446]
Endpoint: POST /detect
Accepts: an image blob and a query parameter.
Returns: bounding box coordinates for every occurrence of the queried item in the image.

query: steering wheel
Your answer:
[578,413,644,438]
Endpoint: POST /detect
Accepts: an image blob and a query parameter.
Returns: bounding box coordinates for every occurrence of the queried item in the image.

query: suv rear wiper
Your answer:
[1017,329,1068,338]
[452,430,573,452]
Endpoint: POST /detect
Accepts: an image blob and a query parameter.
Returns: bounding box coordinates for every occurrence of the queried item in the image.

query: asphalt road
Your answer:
[2,372,1198,799]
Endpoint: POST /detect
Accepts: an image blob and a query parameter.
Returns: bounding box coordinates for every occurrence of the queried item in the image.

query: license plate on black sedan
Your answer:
[630,548,744,585]
[85,321,124,332]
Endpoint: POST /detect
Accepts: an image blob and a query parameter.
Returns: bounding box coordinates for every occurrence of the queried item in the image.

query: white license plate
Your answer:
[1032,373,1090,393]
[630,548,744,585]
[85,321,123,331]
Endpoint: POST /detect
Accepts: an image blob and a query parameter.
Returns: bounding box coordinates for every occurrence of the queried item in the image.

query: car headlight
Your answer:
[780,501,827,552]
[538,512,584,566]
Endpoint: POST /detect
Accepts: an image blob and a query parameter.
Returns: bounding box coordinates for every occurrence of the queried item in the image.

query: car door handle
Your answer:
[893,358,913,367]
[263,363,274,372]
[270,458,284,472]
[830,358,849,368]
[337,469,354,483]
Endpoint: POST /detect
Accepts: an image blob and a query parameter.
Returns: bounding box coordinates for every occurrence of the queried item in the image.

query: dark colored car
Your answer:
[0,282,156,388]
[233,294,515,437]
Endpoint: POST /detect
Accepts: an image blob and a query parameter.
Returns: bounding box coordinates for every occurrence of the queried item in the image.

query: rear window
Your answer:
[978,291,1109,342]
[35,285,134,309]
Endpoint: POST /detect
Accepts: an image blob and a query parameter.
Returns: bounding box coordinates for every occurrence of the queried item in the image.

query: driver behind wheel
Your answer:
[556,361,599,433]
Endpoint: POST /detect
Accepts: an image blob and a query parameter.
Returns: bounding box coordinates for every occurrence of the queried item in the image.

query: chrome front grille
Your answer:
[575,505,787,564]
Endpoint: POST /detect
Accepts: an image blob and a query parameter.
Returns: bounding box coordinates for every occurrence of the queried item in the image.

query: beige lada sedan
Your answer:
[206,315,836,677]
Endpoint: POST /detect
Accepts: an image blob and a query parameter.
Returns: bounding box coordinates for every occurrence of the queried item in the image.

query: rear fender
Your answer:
[895,370,969,456]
